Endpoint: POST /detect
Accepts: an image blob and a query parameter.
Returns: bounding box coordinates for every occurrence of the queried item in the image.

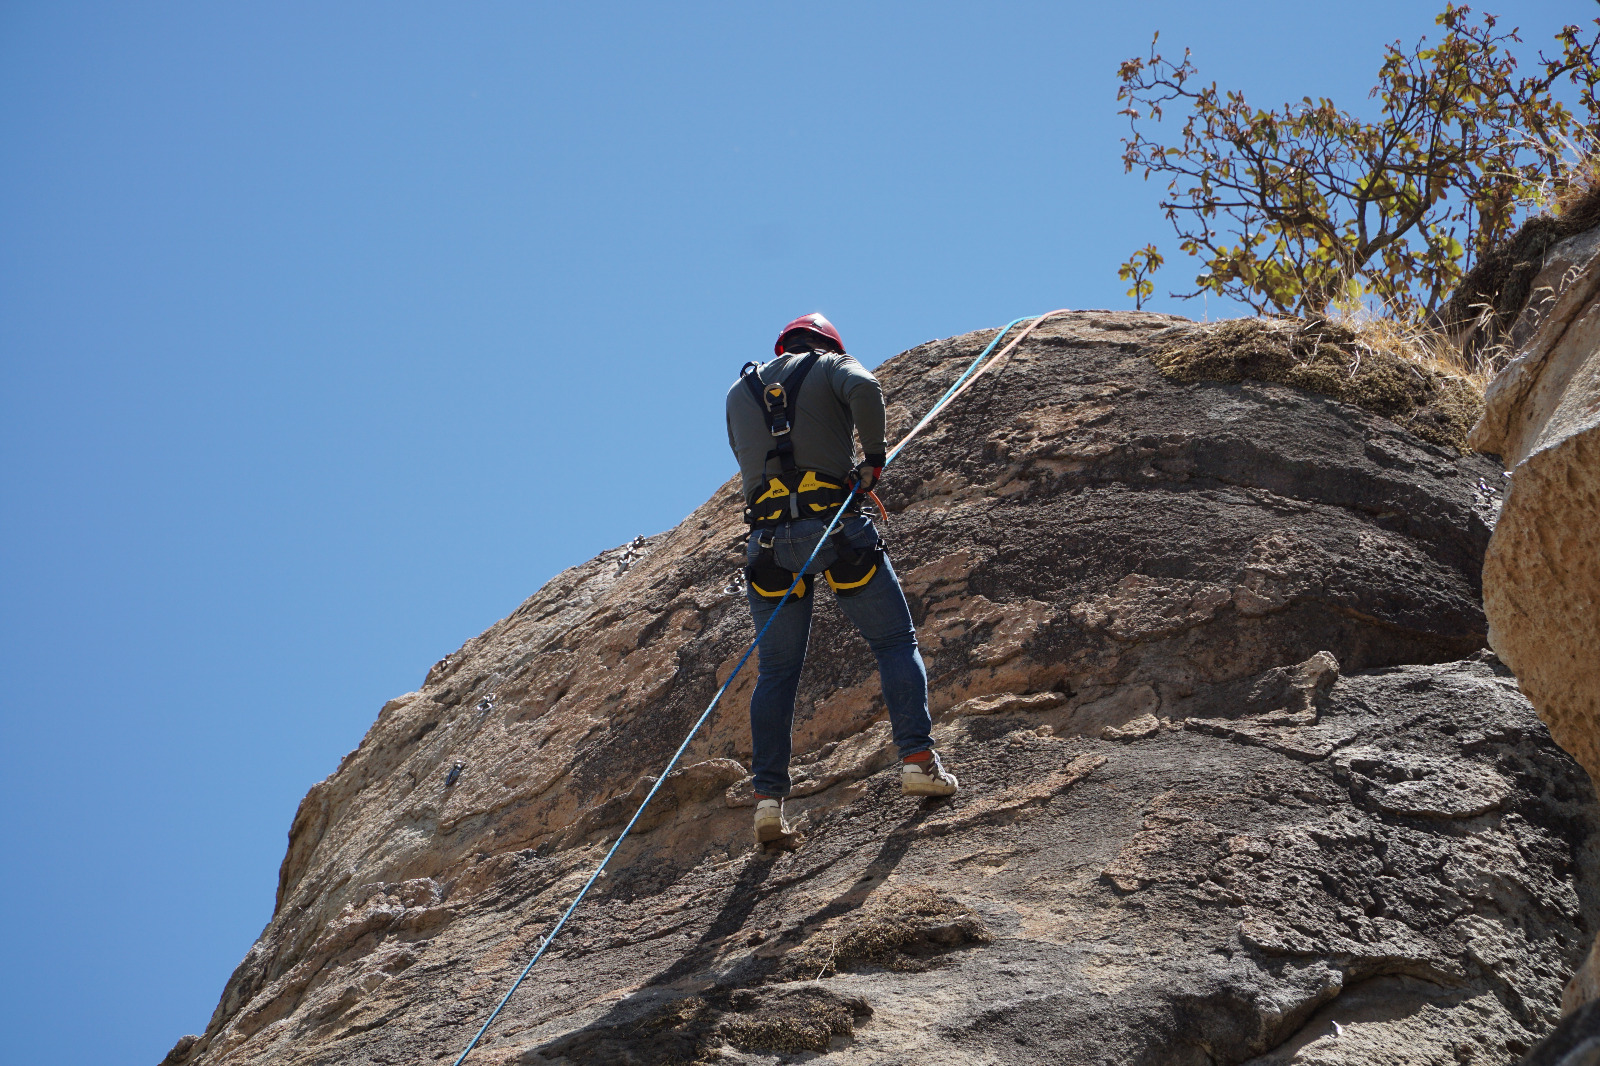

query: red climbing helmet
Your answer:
[775,312,845,355]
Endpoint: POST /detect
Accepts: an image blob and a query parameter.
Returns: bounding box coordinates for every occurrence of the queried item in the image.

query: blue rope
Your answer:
[449,315,1033,1064]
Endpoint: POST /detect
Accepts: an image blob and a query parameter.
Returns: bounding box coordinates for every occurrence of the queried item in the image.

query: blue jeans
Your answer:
[744,514,933,798]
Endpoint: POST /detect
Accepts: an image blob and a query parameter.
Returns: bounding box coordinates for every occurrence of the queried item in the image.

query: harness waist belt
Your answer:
[744,469,856,527]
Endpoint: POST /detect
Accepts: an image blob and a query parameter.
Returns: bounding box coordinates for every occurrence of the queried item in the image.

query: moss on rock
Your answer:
[1148,317,1483,451]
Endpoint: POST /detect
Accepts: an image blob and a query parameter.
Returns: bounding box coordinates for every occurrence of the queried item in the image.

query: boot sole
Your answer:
[760,830,805,852]
[902,781,958,797]
[754,820,790,843]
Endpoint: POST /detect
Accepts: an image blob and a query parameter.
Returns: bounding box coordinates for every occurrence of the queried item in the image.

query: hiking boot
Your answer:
[753,797,793,843]
[902,751,959,797]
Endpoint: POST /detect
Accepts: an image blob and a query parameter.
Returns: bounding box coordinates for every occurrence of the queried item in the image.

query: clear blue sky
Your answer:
[0,3,1582,1062]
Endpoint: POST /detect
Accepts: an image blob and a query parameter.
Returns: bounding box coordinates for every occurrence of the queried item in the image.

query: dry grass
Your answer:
[1148,315,1485,451]
[1553,152,1600,217]
[553,985,871,1065]
[777,885,992,980]
[1337,312,1493,394]
[721,994,859,1054]
[1442,165,1600,370]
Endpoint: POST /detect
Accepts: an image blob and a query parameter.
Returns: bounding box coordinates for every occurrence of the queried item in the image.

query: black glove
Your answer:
[853,454,885,492]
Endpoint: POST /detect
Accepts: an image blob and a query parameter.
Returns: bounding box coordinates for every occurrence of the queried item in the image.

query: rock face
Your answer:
[1471,246,1600,795]
[1468,223,1600,1043]
[168,312,1598,1066]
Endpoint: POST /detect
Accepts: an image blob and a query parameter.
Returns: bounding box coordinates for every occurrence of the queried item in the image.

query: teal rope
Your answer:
[449,315,1034,1064]
[889,317,1028,465]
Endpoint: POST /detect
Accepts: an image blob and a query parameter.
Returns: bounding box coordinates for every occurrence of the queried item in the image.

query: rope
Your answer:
[449,310,1067,1064]
[888,310,1069,463]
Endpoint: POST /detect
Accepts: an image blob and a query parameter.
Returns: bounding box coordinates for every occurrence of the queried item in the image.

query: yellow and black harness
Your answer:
[739,356,883,600]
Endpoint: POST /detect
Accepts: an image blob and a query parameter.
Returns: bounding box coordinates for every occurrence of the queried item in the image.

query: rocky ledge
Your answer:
[166,312,1596,1066]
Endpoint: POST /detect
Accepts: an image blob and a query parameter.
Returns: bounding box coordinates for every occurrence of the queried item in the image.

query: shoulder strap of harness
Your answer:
[740,352,822,475]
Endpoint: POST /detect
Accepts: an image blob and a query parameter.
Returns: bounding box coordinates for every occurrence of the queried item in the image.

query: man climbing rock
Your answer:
[727,312,958,845]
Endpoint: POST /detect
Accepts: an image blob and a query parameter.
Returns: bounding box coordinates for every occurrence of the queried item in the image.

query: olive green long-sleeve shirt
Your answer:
[726,352,887,501]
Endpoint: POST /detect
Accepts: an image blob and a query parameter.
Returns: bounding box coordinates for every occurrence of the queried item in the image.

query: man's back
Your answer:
[725,351,887,501]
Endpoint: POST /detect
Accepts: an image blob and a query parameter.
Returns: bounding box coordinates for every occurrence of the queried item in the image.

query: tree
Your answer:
[1118,244,1163,310]
[1116,4,1600,328]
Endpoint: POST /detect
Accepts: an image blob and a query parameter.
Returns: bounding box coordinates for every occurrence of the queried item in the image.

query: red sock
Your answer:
[903,750,933,764]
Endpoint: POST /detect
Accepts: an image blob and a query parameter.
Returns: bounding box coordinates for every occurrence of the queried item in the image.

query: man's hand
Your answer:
[853,455,885,493]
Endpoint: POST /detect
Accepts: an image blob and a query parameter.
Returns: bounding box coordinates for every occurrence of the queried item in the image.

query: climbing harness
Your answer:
[822,529,882,596]
[745,525,883,601]
[745,528,807,600]
[739,352,860,527]
[740,349,847,599]
[449,309,1070,1065]
[742,351,820,478]
[745,469,854,526]
[739,349,883,595]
